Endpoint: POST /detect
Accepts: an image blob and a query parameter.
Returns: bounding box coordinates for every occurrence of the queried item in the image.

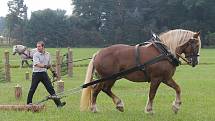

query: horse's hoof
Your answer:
[90,106,98,113]
[116,100,124,112]
[145,108,154,115]
[172,104,179,114]
[116,106,124,112]
[91,108,98,113]
[172,101,181,114]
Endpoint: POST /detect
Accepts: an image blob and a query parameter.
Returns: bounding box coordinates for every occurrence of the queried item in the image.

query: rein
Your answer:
[176,40,199,65]
[176,53,191,65]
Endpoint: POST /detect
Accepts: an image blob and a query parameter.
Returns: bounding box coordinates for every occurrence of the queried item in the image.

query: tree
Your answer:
[25,9,70,47]
[16,0,215,47]
[6,0,27,44]
[0,17,6,35]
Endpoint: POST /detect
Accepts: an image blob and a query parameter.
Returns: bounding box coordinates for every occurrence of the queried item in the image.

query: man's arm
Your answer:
[47,54,58,77]
[33,53,51,69]
[33,54,46,68]
[35,63,47,68]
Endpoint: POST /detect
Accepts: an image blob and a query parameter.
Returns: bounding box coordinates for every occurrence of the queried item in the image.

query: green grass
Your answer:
[0,48,215,121]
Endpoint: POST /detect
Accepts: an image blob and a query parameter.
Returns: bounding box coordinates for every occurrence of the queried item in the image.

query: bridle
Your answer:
[176,38,199,65]
[184,40,199,59]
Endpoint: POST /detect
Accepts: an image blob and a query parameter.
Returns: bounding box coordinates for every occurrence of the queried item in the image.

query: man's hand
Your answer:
[44,65,51,69]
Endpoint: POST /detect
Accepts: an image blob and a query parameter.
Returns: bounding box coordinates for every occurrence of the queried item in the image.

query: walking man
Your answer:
[27,41,66,107]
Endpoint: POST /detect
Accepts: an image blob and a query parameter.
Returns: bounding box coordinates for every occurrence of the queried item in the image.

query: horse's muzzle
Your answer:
[192,64,196,67]
[191,61,198,67]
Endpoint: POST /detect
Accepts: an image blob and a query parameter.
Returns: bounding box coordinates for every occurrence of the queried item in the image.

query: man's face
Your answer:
[37,43,44,52]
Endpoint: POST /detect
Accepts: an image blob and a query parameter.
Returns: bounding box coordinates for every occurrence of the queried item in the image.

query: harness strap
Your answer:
[82,54,167,88]
[134,40,180,82]
[135,44,150,81]
[151,41,181,66]
[28,50,32,59]
[20,47,27,54]
[151,42,164,54]
[21,49,33,59]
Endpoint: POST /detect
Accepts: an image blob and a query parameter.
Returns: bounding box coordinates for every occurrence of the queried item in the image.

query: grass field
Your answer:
[0,48,214,121]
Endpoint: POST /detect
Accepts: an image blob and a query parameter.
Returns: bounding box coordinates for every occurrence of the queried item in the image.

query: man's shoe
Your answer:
[57,102,66,108]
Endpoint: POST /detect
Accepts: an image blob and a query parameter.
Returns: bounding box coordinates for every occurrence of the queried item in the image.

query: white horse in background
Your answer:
[12,45,37,67]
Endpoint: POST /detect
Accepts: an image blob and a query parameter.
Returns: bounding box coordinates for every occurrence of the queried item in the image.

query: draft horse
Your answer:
[12,45,37,67]
[80,29,201,114]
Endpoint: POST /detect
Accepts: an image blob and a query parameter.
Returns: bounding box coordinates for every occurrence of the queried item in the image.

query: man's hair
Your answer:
[37,41,45,47]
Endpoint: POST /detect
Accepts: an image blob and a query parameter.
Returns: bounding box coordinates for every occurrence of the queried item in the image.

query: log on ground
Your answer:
[0,104,45,112]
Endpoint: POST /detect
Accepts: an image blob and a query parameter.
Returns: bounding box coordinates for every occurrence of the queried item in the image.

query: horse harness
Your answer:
[135,39,181,82]
[19,47,32,59]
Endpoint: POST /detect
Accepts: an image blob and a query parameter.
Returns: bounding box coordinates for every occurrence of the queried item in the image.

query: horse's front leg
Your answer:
[25,60,30,67]
[21,60,24,68]
[145,80,161,114]
[163,79,181,114]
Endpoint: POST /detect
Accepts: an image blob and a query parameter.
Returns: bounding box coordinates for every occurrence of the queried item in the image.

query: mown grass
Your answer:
[0,48,214,121]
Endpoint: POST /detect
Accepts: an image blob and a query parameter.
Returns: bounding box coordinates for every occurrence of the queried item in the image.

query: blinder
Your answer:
[185,40,200,59]
[184,38,200,67]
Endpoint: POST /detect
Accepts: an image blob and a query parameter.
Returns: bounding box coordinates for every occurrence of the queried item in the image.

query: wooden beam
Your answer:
[0,104,45,112]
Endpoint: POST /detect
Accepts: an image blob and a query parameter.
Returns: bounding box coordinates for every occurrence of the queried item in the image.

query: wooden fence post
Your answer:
[14,84,22,100]
[56,50,61,81]
[4,50,10,82]
[25,72,30,80]
[57,80,64,93]
[67,48,73,77]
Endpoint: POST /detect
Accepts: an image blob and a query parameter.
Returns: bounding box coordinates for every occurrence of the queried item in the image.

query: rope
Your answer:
[35,86,83,105]
[71,57,92,63]
[2,56,92,64]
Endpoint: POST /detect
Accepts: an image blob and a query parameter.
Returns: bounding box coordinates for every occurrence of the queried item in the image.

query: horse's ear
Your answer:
[193,31,200,38]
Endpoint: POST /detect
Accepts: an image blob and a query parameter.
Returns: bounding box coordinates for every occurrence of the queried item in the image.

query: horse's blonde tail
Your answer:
[80,53,97,111]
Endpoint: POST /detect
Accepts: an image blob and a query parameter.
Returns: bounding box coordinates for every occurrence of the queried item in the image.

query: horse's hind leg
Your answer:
[163,79,181,114]
[91,82,103,113]
[145,80,161,114]
[102,80,124,112]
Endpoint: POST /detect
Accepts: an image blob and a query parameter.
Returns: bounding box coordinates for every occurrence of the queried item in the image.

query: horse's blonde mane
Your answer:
[159,29,201,55]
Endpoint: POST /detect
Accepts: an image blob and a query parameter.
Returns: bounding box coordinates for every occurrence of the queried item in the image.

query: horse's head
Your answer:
[12,45,18,55]
[178,32,201,67]
[159,29,201,67]
[12,45,26,55]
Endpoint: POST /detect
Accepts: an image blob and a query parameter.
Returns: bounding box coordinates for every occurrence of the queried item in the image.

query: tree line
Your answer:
[0,0,215,47]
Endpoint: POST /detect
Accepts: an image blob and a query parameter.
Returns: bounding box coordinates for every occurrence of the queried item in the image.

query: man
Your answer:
[27,41,66,107]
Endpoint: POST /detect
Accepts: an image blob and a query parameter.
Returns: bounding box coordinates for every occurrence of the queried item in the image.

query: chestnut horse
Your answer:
[80,29,201,114]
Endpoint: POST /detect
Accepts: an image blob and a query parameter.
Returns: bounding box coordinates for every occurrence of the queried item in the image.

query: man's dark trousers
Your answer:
[27,72,61,106]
